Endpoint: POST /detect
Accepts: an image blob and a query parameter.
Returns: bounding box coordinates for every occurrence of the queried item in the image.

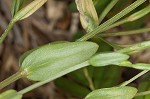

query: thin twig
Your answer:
[136,90,150,97]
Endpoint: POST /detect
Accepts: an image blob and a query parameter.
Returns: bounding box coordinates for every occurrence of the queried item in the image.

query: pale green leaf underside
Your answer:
[89,52,129,67]
[20,42,98,81]
[85,86,137,99]
[117,61,150,70]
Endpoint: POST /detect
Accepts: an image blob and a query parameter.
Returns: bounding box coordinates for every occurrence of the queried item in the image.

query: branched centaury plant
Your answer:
[0,0,47,44]
[0,0,150,99]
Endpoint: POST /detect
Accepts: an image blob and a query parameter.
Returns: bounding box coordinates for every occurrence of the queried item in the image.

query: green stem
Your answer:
[99,0,119,23]
[18,61,89,94]
[0,20,15,45]
[136,90,150,97]
[120,70,149,87]
[106,19,128,31]
[77,0,146,41]
[100,28,150,37]
[0,70,23,90]
[83,68,95,90]
[117,40,150,54]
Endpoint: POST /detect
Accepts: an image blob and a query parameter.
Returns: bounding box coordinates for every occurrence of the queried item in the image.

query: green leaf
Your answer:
[20,41,98,81]
[13,0,47,21]
[118,41,150,54]
[0,90,22,99]
[130,3,150,20]
[99,0,119,23]
[89,52,129,67]
[11,0,22,17]
[117,61,150,70]
[131,63,150,70]
[19,48,36,66]
[85,86,138,99]
[19,41,68,66]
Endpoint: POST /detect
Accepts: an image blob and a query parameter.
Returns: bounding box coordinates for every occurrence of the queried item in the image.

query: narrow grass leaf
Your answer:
[13,0,47,21]
[99,0,119,23]
[12,0,22,17]
[128,5,150,22]
[11,0,28,17]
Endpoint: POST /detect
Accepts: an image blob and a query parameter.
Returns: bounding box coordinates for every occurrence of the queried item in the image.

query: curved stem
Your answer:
[120,70,149,87]
[0,70,23,90]
[136,90,150,97]
[0,20,15,45]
